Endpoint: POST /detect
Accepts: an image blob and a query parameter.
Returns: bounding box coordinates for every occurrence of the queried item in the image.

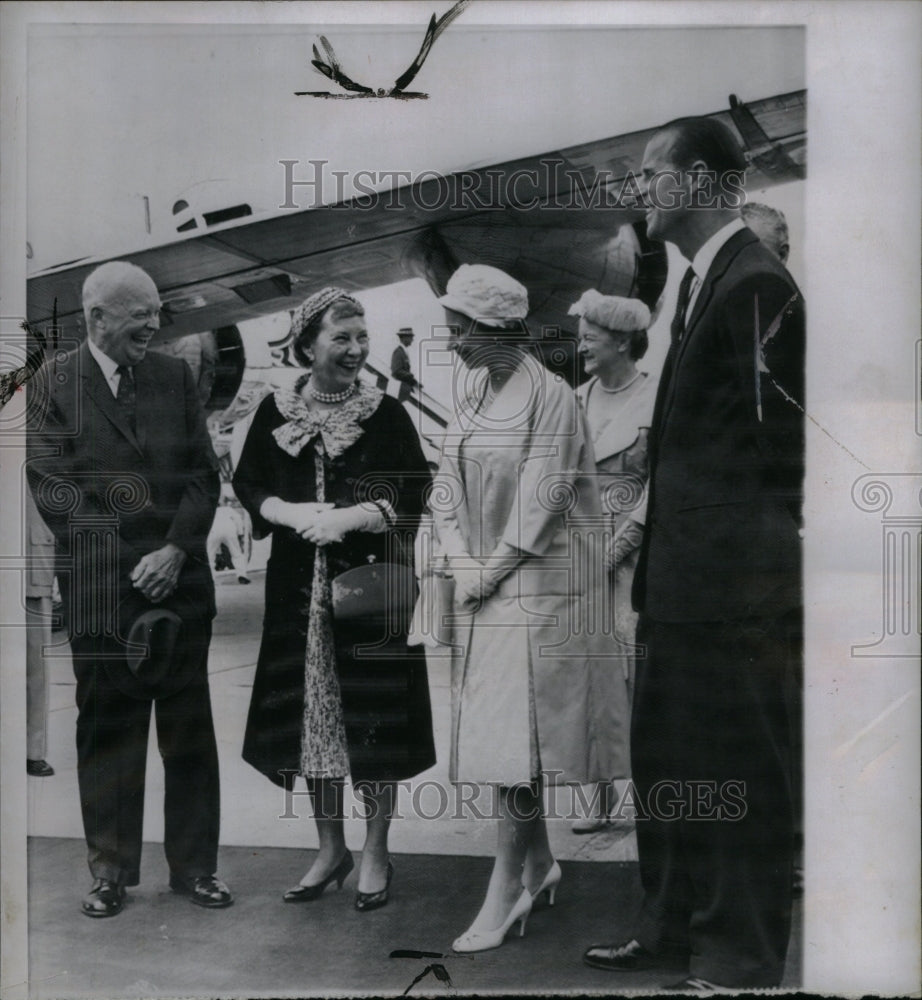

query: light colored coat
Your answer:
[25,488,56,598]
[25,489,55,759]
[433,355,630,785]
[576,373,658,647]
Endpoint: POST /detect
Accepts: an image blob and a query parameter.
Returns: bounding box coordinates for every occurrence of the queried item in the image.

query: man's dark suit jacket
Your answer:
[390,344,418,386]
[27,343,219,631]
[634,228,805,623]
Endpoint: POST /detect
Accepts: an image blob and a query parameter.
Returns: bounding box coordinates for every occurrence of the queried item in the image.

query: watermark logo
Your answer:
[275,772,748,822]
[851,474,922,657]
[279,159,747,214]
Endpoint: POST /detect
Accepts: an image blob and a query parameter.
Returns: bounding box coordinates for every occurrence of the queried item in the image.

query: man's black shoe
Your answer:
[26,759,54,777]
[81,878,125,918]
[583,939,661,971]
[169,873,233,908]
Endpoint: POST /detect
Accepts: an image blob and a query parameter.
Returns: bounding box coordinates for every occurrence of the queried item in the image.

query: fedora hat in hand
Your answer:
[105,589,207,700]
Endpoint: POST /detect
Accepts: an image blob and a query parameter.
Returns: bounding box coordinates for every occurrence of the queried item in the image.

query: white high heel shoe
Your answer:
[451,888,533,953]
[526,859,562,906]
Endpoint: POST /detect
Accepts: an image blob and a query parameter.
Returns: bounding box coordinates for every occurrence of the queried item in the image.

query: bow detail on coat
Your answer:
[272,383,384,459]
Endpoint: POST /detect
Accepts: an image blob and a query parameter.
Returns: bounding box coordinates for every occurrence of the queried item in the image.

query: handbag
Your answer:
[331,556,417,632]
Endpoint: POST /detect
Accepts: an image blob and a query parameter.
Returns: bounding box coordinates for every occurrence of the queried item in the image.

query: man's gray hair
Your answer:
[741,202,790,263]
[81,261,157,325]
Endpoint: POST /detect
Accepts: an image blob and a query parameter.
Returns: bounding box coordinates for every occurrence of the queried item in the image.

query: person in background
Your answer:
[740,201,790,265]
[233,288,435,912]
[25,488,56,777]
[390,327,421,400]
[431,264,631,953]
[207,483,252,584]
[152,330,218,405]
[742,198,802,896]
[569,290,659,833]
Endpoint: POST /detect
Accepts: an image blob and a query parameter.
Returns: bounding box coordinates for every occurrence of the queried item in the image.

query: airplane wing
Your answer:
[26,91,806,355]
[729,91,806,180]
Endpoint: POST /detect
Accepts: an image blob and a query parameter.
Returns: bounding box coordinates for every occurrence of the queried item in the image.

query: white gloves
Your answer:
[449,543,523,607]
[259,499,387,545]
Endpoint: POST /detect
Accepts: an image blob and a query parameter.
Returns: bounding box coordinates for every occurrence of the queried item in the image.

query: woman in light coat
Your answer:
[571,289,658,831]
[430,265,631,952]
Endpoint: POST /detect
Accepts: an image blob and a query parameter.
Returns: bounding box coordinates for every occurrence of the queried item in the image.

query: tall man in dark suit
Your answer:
[27,261,233,917]
[583,118,804,989]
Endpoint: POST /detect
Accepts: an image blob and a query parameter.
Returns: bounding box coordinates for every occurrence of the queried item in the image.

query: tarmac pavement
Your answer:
[26,567,802,996]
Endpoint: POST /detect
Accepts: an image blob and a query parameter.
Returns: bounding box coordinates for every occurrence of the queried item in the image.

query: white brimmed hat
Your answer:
[438,264,528,328]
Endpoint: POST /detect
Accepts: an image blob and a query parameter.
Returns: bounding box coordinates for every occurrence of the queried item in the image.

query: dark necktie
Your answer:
[670,266,696,345]
[651,265,697,452]
[115,365,136,433]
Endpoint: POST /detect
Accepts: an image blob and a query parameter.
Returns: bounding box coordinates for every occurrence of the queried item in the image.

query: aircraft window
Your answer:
[177,218,198,232]
[172,200,189,214]
[203,204,253,226]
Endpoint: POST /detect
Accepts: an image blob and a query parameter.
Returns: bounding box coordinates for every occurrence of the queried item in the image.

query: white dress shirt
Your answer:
[685,217,747,320]
[86,337,126,397]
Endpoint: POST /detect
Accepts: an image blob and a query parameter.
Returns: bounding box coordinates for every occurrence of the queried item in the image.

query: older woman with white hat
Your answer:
[570,290,658,832]
[429,265,631,952]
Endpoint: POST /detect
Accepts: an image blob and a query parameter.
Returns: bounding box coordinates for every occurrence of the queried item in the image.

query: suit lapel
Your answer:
[678,229,757,361]
[132,359,158,453]
[647,345,675,457]
[656,230,758,430]
[80,343,145,457]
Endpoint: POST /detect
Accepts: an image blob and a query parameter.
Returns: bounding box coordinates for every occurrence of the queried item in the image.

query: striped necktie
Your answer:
[115,365,136,433]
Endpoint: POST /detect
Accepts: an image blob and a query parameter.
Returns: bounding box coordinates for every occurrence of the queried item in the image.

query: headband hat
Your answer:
[292,287,361,339]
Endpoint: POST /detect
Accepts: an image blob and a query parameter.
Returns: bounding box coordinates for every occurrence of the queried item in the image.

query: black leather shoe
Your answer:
[283,850,354,902]
[583,939,661,971]
[354,859,394,912]
[81,878,125,918]
[27,759,54,777]
[169,873,233,908]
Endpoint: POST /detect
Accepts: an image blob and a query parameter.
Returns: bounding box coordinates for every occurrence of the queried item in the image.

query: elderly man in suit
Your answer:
[27,261,232,917]
[741,200,790,265]
[583,118,804,989]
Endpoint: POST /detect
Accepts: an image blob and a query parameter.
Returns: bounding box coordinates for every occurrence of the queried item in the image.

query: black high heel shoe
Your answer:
[283,850,354,902]
[354,859,394,912]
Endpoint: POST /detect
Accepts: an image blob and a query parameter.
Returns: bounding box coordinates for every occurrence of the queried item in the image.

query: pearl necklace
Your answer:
[597,371,643,394]
[307,379,357,404]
